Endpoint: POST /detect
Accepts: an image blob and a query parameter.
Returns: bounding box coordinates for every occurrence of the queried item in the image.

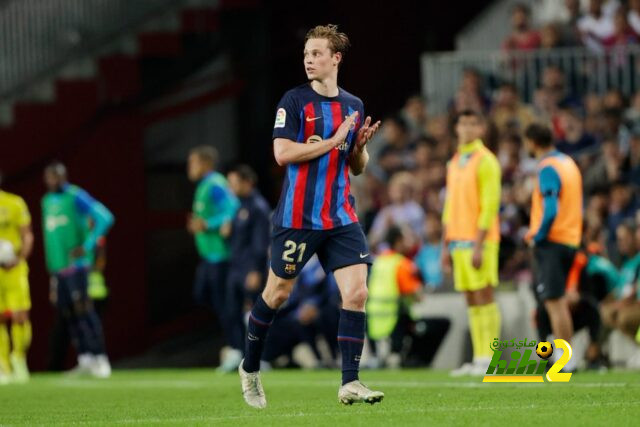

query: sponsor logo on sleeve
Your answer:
[274,108,286,128]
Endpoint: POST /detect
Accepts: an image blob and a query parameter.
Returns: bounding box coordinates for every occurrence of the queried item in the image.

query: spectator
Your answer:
[503,3,541,51]
[603,107,632,155]
[449,68,491,115]
[367,226,446,369]
[600,222,640,347]
[368,171,425,252]
[540,23,563,50]
[629,0,640,35]
[624,91,640,125]
[414,212,444,289]
[628,129,640,185]
[602,7,639,48]
[556,107,599,160]
[607,180,638,257]
[491,82,537,134]
[583,137,625,195]
[541,65,581,109]
[557,0,584,46]
[578,0,616,52]
[376,115,415,178]
[401,95,430,141]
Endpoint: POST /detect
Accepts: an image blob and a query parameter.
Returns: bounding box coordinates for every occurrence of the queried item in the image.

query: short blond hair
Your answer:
[305,24,350,58]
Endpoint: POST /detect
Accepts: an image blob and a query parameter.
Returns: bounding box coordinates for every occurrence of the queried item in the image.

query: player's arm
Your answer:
[440,171,452,270]
[18,225,33,261]
[17,198,33,262]
[532,166,561,244]
[273,112,358,166]
[349,116,381,175]
[274,137,342,165]
[75,191,115,254]
[473,154,501,267]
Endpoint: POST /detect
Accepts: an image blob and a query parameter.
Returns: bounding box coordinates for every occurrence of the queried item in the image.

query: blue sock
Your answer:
[242,295,276,373]
[338,309,365,385]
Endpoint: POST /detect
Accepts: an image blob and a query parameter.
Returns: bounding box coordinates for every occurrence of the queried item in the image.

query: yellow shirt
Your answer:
[442,139,501,234]
[0,190,31,253]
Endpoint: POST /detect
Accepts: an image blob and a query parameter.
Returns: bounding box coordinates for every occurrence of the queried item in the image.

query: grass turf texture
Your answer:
[1,369,639,426]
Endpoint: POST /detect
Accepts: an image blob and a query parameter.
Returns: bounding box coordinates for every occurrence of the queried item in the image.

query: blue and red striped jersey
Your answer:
[272,83,364,230]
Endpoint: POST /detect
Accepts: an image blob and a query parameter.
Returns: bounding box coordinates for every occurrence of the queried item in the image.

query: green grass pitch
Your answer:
[1,369,639,426]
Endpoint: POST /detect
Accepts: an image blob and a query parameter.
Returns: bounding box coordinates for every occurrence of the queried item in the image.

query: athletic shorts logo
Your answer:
[274,108,286,128]
[285,264,296,274]
[359,253,369,259]
[248,333,259,341]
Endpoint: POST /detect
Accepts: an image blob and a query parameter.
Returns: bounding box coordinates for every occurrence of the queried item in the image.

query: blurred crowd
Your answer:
[349,39,640,365]
[504,0,640,53]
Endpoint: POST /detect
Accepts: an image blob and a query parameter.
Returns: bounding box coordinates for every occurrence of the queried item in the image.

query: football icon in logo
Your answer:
[536,341,553,359]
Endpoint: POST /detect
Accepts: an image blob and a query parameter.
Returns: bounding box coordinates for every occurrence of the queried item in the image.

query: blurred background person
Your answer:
[368,171,424,253]
[186,146,239,369]
[220,164,271,373]
[47,232,109,372]
[524,123,584,373]
[502,3,541,51]
[0,171,34,384]
[367,226,450,369]
[414,211,444,289]
[42,162,114,378]
[443,110,502,377]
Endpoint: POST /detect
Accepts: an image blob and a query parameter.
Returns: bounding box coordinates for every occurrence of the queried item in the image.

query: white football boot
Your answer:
[338,380,384,405]
[66,353,94,376]
[90,354,112,379]
[238,359,266,409]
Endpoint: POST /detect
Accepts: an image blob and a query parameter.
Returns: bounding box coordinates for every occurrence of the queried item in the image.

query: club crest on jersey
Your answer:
[306,135,322,144]
[345,115,357,130]
[274,108,286,128]
[284,264,296,274]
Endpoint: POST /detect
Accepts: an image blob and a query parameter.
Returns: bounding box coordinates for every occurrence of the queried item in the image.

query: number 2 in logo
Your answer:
[545,339,572,382]
[281,240,307,263]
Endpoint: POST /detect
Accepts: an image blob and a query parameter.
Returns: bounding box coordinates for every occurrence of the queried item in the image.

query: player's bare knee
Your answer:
[263,278,292,308]
[345,285,368,309]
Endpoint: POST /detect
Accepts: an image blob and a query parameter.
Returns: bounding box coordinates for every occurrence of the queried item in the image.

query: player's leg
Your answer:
[54,274,91,373]
[0,272,10,382]
[451,243,501,375]
[538,243,574,342]
[319,223,383,405]
[333,264,368,382]
[5,261,31,382]
[333,264,383,405]
[219,272,245,373]
[239,226,319,409]
[239,268,295,409]
[243,268,295,373]
[536,242,576,371]
[70,269,110,378]
[243,226,319,372]
[0,317,8,384]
